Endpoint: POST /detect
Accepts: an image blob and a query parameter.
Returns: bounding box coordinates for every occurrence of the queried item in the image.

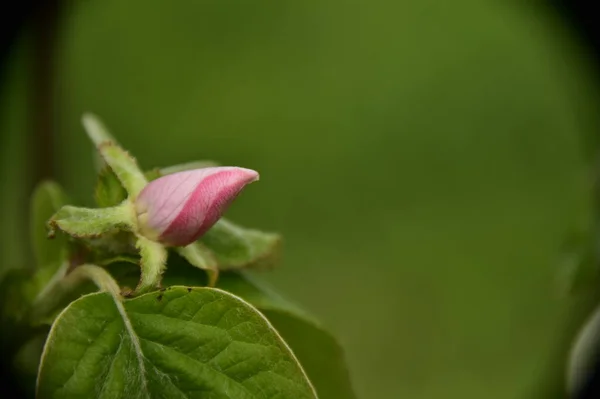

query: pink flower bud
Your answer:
[135,167,259,246]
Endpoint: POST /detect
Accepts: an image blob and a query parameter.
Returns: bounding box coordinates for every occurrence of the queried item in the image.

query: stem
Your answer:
[30,264,122,323]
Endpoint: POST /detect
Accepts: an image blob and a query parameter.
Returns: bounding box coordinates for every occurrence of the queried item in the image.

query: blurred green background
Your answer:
[2,0,600,398]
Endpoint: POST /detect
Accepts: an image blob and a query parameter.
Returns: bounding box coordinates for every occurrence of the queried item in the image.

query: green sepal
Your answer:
[131,235,168,295]
[48,203,136,239]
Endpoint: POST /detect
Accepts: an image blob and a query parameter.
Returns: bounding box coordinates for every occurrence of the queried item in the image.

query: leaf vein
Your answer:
[138,336,258,398]
[55,318,117,395]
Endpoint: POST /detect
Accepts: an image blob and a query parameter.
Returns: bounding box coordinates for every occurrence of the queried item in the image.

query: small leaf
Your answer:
[134,236,168,295]
[30,181,69,286]
[95,167,127,207]
[82,114,147,198]
[48,203,135,239]
[176,242,219,287]
[37,287,318,399]
[200,219,282,271]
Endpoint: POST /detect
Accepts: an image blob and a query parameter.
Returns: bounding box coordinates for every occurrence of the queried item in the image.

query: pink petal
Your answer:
[135,167,259,246]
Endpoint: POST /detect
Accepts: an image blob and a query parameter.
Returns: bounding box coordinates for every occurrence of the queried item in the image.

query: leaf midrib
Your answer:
[111,294,149,397]
[132,316,308,397]
[140,336,257,398]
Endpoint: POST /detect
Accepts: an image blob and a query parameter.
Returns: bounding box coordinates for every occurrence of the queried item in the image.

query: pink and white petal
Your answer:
[159,167,259,245]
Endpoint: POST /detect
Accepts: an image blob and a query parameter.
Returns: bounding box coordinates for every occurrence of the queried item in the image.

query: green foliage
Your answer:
[99,142,148,198]
[31,181,68,268]
[30,181,69,290]
[176,242,219,286]
[134,236,168,294]
[37,287,318,399]
[83,113,147,197]
[200,219,281,271]
[95,167,127,208]
[48,204,135,238]
[219,273,357,399]
[149,255,357,399]
[0,113,355,398]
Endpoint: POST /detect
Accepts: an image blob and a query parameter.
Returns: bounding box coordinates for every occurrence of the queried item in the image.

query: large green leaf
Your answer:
[37,286,317,399]
[219,273,357,399]
[155,257,356,399]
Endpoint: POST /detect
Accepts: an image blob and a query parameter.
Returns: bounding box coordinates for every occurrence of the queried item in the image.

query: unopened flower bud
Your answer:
[135,167,259,246]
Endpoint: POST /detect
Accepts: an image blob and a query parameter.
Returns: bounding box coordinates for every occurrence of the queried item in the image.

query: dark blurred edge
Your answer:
[1,0,600,398]
[543,1,600,398]
[0,0,36,76]
[1,0,42,397]
[546,1,600,64]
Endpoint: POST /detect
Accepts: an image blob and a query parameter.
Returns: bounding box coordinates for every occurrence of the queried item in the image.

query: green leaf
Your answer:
[219,273,357,399]
[95,167,127,208]
[82,113,148,198]
[156,257,356,399]
[37,286,317,399]
[48,203,136,239]
[30,181,69,286]
[133,236,168,295]
[176,242,219,287]
[200,219,282,271]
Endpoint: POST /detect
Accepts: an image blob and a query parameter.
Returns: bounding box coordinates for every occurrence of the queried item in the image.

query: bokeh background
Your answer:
[2,1,600,398]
